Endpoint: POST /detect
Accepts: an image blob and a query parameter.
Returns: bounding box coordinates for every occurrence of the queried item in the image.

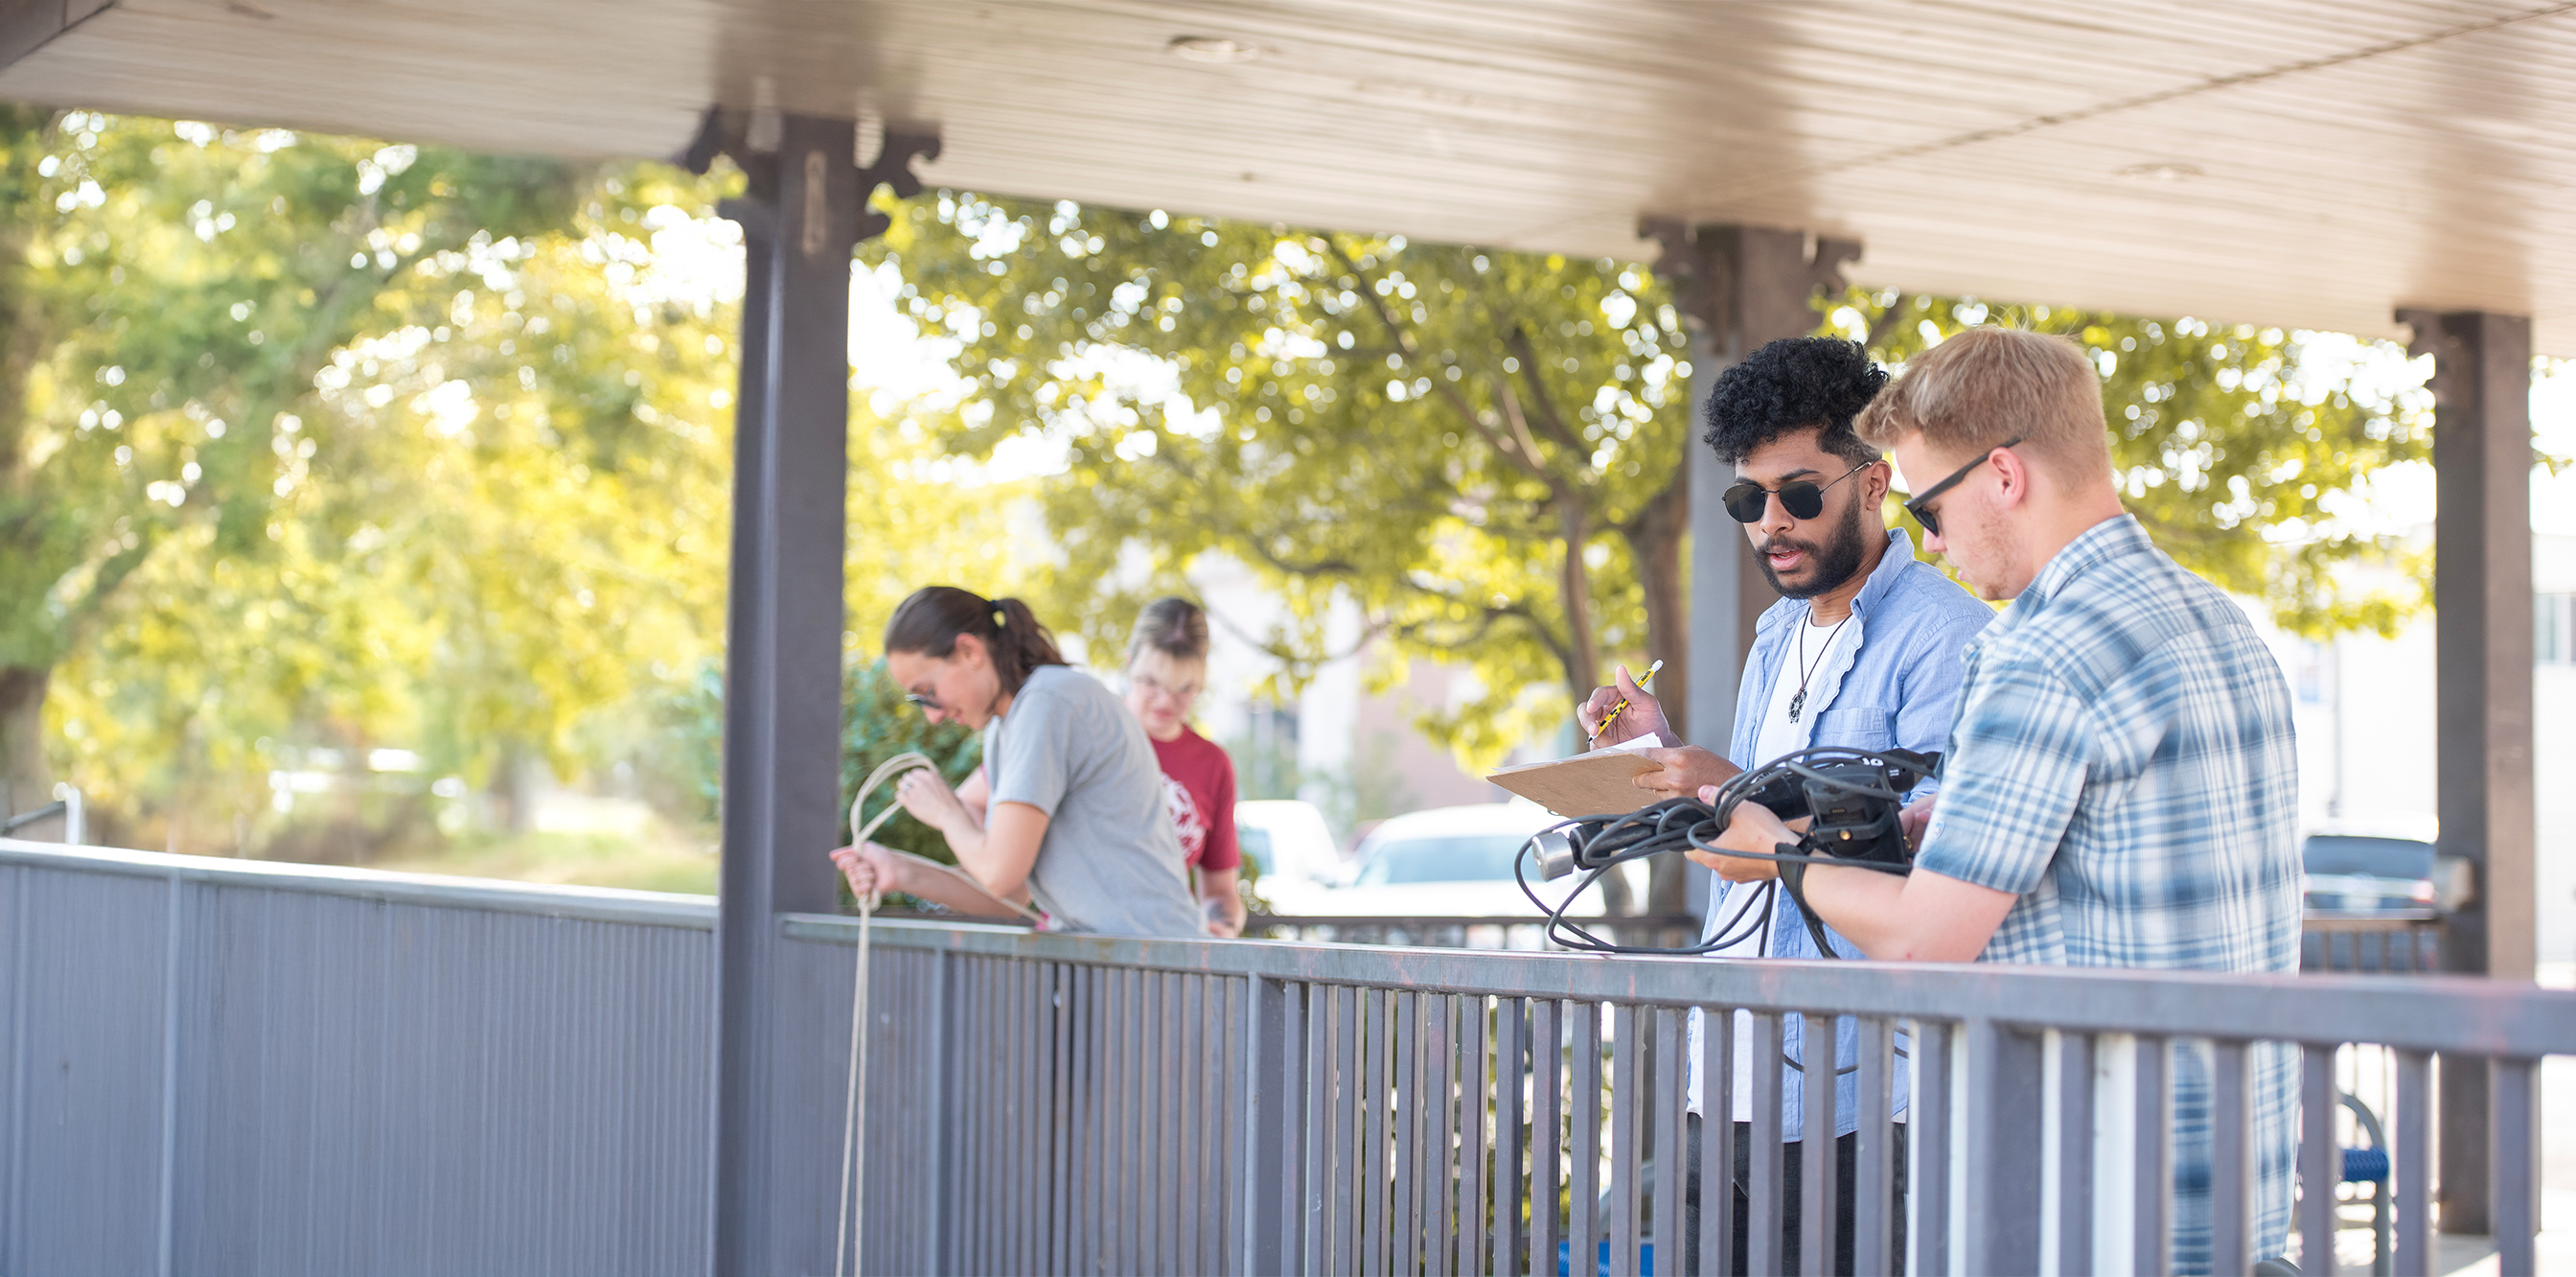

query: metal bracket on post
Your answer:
[697,103,939,1277]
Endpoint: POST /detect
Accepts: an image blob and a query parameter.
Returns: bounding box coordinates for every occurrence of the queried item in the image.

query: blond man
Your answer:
[1696,327,2301,1272]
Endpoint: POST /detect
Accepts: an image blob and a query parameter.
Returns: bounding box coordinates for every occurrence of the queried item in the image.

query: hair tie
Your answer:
[991,606,1006,630]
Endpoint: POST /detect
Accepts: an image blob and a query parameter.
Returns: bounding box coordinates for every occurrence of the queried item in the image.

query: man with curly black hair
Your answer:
[1582,335,1993,1274]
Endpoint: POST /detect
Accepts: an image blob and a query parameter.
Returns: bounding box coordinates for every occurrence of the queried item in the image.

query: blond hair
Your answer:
[1855,327,2112,481]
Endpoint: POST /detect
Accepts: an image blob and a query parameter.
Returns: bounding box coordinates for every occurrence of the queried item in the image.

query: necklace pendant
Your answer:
[1787,688,1806,722]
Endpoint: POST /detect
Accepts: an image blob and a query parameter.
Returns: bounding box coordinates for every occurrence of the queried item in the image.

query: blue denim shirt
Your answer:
[1698,529,1993,1139]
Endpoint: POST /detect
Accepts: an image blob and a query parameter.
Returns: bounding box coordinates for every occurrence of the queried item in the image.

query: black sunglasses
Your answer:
[1900,436,2023,539]
[1721,460,1873,524]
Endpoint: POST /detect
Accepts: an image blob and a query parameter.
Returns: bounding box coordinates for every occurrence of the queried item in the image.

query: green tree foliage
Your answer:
[837,660,980,865]
[0,106,574,827]
[22,113,1025,859]
[1849,292,2429,636]
[865,194,1697,765]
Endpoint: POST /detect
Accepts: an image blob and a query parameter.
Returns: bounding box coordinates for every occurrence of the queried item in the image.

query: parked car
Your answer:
[2302,815,2439,916]
[1290,801,1632,918]
[1233,799,1341,889]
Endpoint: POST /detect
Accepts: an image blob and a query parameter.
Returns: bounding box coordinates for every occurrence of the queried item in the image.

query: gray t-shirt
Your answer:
[984,665,1203,937]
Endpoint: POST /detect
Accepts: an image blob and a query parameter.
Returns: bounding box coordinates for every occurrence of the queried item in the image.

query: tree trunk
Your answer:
[1555,500,1599,720]
[1621,473,1694,917]
[0,664,58,839]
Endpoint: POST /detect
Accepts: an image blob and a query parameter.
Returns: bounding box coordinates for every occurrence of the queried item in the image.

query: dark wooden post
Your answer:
[711,113,861,1276]
[1644,223,1857,755]
[2400,307,2538,1235]
[1645,221,1857,917]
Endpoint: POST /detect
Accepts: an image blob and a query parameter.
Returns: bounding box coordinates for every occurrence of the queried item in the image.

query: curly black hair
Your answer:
[1701,337,1887,467]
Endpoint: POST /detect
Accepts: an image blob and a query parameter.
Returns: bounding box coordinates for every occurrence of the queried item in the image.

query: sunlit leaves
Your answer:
[1838,291,2431,637]
[864,193,1690,767]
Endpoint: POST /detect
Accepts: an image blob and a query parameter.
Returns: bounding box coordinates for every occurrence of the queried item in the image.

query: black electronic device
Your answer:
[1515,747,1940,957]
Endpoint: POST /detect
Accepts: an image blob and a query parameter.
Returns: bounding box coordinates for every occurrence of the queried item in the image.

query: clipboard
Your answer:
[1485,748,1663,818]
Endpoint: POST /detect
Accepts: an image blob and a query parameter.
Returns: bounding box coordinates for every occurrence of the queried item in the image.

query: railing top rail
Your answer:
[0,838,718,930]
[785,914,2576,1057]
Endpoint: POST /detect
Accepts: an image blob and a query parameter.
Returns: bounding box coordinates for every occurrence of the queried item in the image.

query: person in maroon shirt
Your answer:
[1122,597,1246,937]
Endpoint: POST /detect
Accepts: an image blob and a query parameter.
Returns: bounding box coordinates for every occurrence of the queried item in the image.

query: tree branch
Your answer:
[1323,237,1569,498]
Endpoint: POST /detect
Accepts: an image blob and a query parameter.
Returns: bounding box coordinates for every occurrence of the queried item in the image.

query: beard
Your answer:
[1757,491,1870,599]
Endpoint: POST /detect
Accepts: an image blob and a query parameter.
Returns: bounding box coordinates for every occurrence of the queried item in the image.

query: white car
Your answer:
[1292,801,1635,919]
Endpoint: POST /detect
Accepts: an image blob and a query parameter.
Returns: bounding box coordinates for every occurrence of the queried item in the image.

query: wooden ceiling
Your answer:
[5,0,2574,351]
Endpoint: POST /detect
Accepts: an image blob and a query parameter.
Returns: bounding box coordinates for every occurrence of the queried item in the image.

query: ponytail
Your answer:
[884,587,1068,695]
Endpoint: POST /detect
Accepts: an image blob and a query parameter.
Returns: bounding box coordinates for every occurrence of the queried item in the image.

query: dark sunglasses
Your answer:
[1900,436,2023,539]
[1721,460,1873,523]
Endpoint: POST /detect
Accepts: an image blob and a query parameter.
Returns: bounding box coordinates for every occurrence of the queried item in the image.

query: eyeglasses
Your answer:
[1900,436,2022,539]
[1131,672,1203,705]
[1721,460,1873,524]
[904,690,943,712]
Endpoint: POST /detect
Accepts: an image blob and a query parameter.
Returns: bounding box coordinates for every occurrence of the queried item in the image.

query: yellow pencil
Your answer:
[1588,659,1664,743]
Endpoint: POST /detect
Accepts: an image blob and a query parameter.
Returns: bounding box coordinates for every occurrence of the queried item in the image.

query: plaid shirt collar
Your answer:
[1978,512,2150,644]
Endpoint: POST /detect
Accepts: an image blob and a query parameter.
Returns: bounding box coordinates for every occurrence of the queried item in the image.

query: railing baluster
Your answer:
[2209,1038,2252,1277]
[1011,959,1034,1277]
[2299,1041,2336,1277]
[1493,998,1526,1277]
[2132,1035,2173,1277]
[1852,1016,1895,1277]
[1277,980,1306,1275]
[1609,1002,1638,1277]
[1571,1001,1603,1277]
[1650,1008,1682,1277]
[2056,1030,2095,1276]
[2492,1055,2538,1277]
[1178,973,1202,1277]
[1533,1000,1564,1277]
[1430,994,1457,1277]
[1396,989,1420,1270]
[979,958,1000,1277]
[1747,1011,1784,1277]
[1305,983,1330,1275]
[1962,1018,2044,1276]
[1053,964,1074,1277]
[1912,1018,1953,1277]
[1362,987,1386,1277]
[1700,1006,1734,1277]
[1339,984,1362,1277]
[1460,994,1489,1277]
[2394,1048,2430,1277]
[1073,964,1096,1275]
[1800,1011,1836,1277]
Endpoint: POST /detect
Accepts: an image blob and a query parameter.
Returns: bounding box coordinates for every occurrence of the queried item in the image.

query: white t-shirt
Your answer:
[1690,613,1851,1120]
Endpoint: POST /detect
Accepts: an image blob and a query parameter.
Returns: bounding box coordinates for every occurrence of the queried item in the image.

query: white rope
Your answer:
[835,753,936,1277]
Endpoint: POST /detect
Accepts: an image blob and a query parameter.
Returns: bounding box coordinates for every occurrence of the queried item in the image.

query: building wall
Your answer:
[2287,532,2576,964]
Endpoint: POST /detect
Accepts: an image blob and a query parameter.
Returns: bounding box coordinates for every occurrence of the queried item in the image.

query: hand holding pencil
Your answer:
[1580,660,1668,748]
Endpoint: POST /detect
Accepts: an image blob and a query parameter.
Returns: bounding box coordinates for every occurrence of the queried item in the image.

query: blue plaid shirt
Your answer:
[1696,529,1994,1138]
[1916,513,2302,1270]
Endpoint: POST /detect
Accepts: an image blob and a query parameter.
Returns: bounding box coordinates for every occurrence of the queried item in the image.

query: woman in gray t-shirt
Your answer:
[830,587,1203,937]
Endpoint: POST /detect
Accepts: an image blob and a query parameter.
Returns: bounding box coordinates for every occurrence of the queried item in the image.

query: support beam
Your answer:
[712,113,862,1277]
[1645,222,1855,919]
[1645,223,1858,755]
[2399,307,2537,1236]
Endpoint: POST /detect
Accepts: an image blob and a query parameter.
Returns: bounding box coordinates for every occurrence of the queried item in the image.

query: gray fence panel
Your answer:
[12,843,2576,1277]
[3,864,170,1277]
[0,851,717,1277]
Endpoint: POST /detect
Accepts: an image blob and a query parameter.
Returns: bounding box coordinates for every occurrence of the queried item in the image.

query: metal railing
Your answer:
[5,837,2568,1276]
[794,918,2572,1276]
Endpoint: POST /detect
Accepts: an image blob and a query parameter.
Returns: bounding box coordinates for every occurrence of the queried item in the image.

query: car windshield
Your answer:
[1354,833,1530,885]
[1238,826,1275,875]
[2302,834,2434,880]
